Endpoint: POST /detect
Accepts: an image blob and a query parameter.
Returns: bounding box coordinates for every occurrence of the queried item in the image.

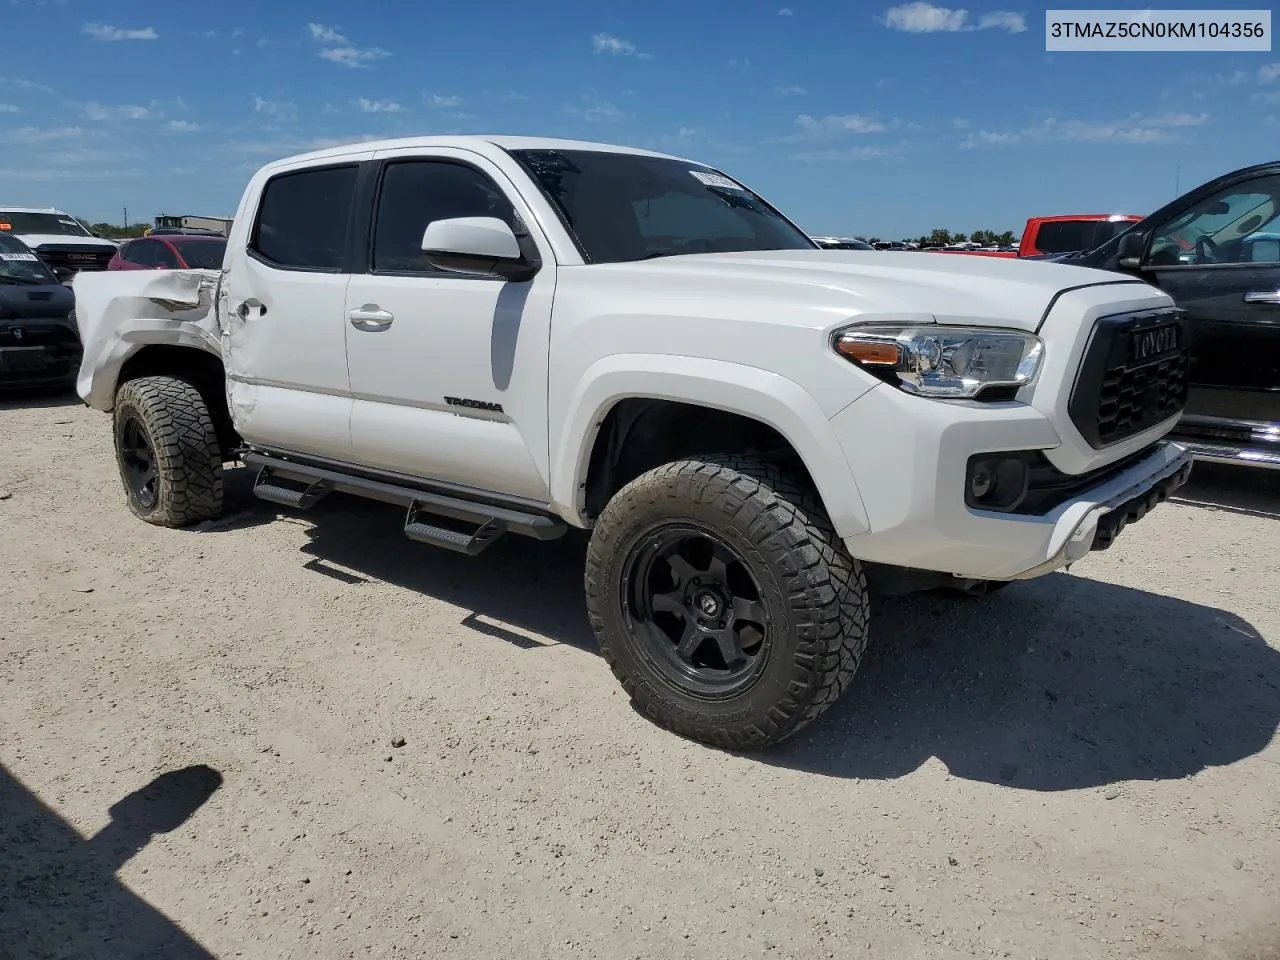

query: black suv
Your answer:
[0,233,79,389]
[1065,161,1280,470]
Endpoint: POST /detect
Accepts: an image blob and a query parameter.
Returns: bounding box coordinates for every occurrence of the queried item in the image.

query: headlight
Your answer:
[833,324,1043,399]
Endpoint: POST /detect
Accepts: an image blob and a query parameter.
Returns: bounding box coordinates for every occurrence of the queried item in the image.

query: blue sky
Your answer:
[1,0,1277,238]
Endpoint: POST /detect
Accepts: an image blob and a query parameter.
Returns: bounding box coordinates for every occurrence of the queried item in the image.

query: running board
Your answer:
[253,468,331,509]
[241,451,566,549]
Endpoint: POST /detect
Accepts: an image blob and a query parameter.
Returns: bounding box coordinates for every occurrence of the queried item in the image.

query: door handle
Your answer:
[235,298,267,319]
[348,305,394,331]
[1243,290,1280,305]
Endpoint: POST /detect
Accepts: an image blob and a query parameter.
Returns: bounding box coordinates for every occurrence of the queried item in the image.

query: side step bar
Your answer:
[242,451,566,555]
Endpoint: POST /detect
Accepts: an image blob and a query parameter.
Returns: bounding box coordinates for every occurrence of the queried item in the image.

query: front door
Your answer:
[343,149,556,502]
[222,157,371,460]
[1140,172,1280,425]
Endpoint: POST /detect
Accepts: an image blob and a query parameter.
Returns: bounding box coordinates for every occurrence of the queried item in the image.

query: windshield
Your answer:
[0,211,94,238]
[509,149,815,263]
[172,239,227,269]
[0,234,57,283]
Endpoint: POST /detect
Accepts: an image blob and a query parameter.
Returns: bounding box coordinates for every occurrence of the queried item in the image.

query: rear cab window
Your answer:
[250,165,359,272]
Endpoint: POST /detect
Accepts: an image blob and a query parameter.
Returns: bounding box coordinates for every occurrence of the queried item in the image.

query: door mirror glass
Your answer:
[1117,231,1145,269]
[421,217,537,281]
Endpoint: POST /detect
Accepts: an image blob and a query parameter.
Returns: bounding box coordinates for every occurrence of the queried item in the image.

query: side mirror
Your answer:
[421,217,539,282]
[1116,231,1146,269]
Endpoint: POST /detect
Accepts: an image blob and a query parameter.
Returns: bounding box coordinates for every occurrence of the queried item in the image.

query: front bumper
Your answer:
[830,382,1192,581]
[0,343,82,388]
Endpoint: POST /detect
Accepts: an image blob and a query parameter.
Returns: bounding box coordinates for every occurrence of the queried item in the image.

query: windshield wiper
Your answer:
[0,274,47,285]
[637,249,684,261]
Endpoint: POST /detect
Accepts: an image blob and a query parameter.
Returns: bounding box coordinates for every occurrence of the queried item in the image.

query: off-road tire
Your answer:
[112,376,224,527]
[585,454,869,750]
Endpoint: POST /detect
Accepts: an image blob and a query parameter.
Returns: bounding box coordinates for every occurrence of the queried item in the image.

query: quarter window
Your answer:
[372,161,517,274]
[250,164,359,271]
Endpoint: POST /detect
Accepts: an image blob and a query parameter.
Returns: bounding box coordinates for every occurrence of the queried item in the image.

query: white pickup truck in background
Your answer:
[72,136,1193,749]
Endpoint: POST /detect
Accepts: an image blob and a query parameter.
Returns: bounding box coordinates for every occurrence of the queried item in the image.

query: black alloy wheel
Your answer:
[119,415,159,510]
[622,525,770,696]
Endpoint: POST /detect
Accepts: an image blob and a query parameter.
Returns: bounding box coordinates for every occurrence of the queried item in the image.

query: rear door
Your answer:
[1140,172,1280,425]
[222,155,373,460]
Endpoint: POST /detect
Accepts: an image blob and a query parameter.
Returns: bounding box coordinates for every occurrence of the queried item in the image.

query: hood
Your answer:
[595,250,1145,332]
[17,233,118,250]
[0,280,74,319]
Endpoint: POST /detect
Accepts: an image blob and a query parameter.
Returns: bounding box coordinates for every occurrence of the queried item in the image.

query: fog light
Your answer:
[965,455,1031,511]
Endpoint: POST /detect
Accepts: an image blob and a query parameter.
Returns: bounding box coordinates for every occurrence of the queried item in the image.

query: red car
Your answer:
[108,234,226,271]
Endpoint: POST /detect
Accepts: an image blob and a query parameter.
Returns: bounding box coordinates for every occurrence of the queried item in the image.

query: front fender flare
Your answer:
[550,354,870,538]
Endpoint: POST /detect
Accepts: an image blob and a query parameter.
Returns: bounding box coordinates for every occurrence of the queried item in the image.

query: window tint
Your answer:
[1148,175,1280,266]
[172,239,226,269]
[1034,221,1114,255]
[511,149,814,264]
[373,161,517,273]
[251,164,358,271]
[153,243,180,269]
[127,240,158,266]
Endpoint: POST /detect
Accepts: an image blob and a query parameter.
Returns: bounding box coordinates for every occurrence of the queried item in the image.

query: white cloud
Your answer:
[253,96,298,122]
[82,23,159,41]
[307,23,348,44]
[319,45,391,67]
[569,94,627,122]
[592,33,650,58]
[777,7,794,14]
[0,76,54,94]
[775,85,806,96]
[355,97,403,113]
[82,101,163,121]
[11,125,87,143]
[795,113,886,134]
[961,112,1209,148]
[791,145,898,162]
[0,167,140,182]
[0,104,18,113]
[167,120,204,132]
[976,11,1027,32]
[308,22,389,68]
[881,3,1025,34]
[429,94,463,108]
[1259,63,1280,84]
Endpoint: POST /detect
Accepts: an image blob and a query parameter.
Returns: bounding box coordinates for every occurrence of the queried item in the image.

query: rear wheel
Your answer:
[585,455,869,750]
[112,376,224,527]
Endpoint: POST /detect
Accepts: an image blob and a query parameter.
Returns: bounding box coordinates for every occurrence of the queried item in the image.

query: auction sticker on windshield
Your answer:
[690,171,744,190]
[0,252,39,261]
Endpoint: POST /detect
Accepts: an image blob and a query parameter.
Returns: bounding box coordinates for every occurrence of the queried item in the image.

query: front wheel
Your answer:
[112,376,224,527]
[585,455,869,750]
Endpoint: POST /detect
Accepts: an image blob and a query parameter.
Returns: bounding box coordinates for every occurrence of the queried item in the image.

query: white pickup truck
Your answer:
[73,135,1193,749]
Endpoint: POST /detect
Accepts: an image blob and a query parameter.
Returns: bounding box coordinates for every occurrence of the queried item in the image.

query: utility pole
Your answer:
[123,207,128,231]
[1175,167,1181,197]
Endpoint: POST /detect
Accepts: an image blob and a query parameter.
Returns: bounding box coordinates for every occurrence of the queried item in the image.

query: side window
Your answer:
[153,243,180,269]
[1148,175,1280,267]
[127,240,157,266]
[250,164,359,272]
[373,161,517,274]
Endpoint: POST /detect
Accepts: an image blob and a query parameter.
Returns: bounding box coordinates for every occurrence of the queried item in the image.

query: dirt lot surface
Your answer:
[1,391,1278,960]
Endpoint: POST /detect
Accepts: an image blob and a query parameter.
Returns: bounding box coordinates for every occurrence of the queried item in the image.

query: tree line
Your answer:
[864,228,1018,247]
[85,222,150,240]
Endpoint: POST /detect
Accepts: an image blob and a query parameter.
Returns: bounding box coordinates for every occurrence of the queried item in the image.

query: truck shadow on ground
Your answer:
[1172,461,1280,520]
[0,763,222,959]
[289,493,1280,792]
[0,385,82,411]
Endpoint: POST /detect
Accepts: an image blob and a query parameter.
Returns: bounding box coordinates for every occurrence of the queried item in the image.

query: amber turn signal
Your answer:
[834,337,902,366]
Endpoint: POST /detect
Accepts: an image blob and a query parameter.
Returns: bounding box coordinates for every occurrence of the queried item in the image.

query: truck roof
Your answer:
[265,135,690,172]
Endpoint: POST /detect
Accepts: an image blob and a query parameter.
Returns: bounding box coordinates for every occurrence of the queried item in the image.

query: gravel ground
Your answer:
[1,391,1278,960]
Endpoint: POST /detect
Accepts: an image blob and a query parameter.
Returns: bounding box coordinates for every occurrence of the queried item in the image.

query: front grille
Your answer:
[1069,308,1188,449]
[34,244,115,274]
[0,323,80,349]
